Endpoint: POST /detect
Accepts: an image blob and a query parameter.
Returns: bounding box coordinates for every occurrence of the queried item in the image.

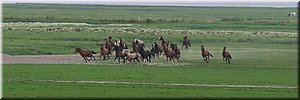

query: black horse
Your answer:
[138,44,155,63]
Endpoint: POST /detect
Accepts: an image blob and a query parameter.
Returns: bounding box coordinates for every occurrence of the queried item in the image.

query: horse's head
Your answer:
[159,36,163,41]
[74,48,81,54]
[200,45,204,51]
[223,47,227,51]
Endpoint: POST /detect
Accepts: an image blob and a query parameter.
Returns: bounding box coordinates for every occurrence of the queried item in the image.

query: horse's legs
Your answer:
[82,56,87,62]
[92,55,96,60]
[114,56,118,62]
[122,57,126,64]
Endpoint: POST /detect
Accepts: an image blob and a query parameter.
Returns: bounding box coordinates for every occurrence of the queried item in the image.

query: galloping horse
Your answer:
[123,49,140,64]
[200,45,213,63]
[170,43,181,61]
[151,42,163,57]
[182,36,191,51]
[106,37,113,54]
[74,48,96,62]
[138,44,155,63]
[222,47,232,64]
[117,38,128,49]
[112,43,126,63]
[159,36,169,48]
[99,43,110,60]
[162,43,177,62]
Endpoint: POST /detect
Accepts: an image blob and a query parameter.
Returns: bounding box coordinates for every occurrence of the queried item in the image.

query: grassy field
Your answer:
[2,3,298,98]
[3,3,297,32]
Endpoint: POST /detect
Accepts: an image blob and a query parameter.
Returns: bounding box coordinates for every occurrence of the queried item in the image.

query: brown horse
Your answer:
[99,43,110,60]
[200,45,213,63]
[182,36,191,51]
[74,48,96,62]
[151,42,164,58]
[123,49,140,64]
[170,43,181,61]
[117,38,128,50]
[159,36,169,48]
[162,43,177,62]
[222,47,232,64]
[112,43,126,63]
[105,38,113,54]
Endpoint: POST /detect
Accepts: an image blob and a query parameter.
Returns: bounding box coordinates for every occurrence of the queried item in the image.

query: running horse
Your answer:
[99,43,110,60]
[159,36,169,48]
[170,43,181,61]
[132,38,143,53]
[222,47,232,64]
[112,43,126,63]
[162,43,177,62]
[182,36,191,51]
[104,39,113,55]
[151,42,164,58]
[74,48,96,62]
[200,45,213,63]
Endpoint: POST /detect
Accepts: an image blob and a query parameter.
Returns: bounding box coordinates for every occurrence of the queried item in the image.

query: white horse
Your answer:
[288,11,296,17]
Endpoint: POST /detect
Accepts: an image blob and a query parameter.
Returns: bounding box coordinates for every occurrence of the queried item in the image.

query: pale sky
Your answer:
[2,0,299,3]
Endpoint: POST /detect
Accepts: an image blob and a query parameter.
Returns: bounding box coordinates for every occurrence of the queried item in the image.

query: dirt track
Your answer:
[2,54,98,64]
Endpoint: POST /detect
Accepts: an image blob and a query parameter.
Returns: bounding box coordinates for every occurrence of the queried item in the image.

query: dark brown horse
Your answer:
[74,48,96,62]
[162,43,177,62]
[200,45,213,63]
[105,37,113,54]
[99,43,110,60]
[182,36,191,51]
[151,42,163,58]
[222,47,232,64]
[170,43,181,61]
[117,38,128,50]
[159,36,169,48]
[112,43,126,63]
[137,43,155,63]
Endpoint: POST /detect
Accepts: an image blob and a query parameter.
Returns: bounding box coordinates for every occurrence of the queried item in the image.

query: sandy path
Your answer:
[2,54,98,64]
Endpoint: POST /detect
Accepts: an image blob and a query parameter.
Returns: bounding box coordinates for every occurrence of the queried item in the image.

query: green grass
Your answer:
[3,42,297,97]
[3,3,297,32]
[2,3,298,98]
[2,30,297,55]
[3,62,297,98]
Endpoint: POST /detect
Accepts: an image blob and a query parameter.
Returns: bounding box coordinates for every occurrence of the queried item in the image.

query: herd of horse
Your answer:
[74,36,232,64]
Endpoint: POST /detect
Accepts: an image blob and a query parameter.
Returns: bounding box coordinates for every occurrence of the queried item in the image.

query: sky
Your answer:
[1,0,298,7]
[2,0,298,3]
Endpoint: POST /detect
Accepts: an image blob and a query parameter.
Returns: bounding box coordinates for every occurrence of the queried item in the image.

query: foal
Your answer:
[200,45,213,63]
[75,48,96,62]
[123,49,140,64]
[222,47,232,64]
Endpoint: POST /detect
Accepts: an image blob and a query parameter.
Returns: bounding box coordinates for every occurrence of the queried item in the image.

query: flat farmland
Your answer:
[2,3,298,98]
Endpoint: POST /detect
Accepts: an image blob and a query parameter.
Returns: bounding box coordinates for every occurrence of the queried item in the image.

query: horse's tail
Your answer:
[209,53,213,57]
[229,54,232,59]
[91,51,97,54]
